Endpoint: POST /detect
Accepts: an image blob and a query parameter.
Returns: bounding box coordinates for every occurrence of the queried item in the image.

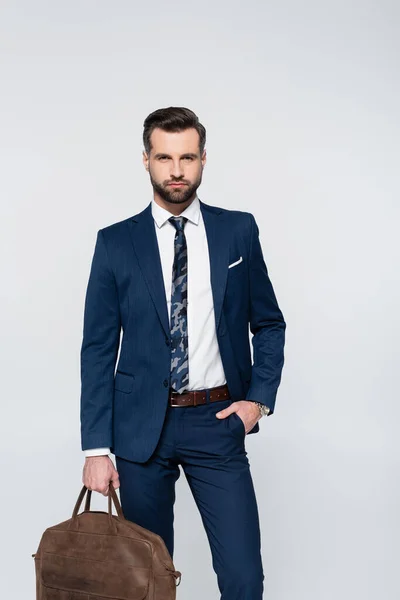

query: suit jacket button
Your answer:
[163,379,169,387]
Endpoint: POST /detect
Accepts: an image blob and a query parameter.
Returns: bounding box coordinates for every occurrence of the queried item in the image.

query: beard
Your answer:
[149,169,203,205]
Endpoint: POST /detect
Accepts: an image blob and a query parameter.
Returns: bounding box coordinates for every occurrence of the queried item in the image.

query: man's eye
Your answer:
[183,157,193,161]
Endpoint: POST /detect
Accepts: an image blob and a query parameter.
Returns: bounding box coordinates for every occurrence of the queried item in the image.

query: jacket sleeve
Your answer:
[80,229,121,450]
[245,213,286,414]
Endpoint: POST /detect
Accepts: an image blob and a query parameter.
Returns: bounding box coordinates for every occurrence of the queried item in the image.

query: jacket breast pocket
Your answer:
[114,371,135,394]
[227,255,245,282]
[228,255,243,270]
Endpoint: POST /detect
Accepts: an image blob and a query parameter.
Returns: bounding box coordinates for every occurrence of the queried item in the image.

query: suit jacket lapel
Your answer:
[128,203,170,340]
[127,199,230,339]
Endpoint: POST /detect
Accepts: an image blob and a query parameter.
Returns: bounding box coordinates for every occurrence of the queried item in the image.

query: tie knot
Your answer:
[168,216,188,232]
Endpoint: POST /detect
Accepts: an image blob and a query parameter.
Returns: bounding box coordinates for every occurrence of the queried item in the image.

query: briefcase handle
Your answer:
[72,484,124,520]
[83,484,124,517]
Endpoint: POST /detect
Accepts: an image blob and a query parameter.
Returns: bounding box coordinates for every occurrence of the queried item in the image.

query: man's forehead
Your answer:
[150,127,200,150]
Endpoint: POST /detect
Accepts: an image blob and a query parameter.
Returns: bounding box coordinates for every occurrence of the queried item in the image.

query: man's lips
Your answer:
[168,183,187,187]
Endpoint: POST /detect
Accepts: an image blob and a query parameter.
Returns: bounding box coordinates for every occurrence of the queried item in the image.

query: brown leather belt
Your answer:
[168,383,230,407]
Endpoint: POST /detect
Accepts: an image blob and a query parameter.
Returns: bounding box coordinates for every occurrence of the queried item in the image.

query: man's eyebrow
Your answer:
[153,152,198,159]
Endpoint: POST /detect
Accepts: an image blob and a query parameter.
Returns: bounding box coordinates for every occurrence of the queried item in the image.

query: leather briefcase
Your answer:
[32,484,182,599]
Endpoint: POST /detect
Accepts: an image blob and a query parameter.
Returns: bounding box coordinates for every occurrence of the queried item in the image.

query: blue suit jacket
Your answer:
[80,200,286,462]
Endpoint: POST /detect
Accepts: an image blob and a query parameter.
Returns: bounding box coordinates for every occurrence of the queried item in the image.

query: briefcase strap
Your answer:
[72,484,123,519]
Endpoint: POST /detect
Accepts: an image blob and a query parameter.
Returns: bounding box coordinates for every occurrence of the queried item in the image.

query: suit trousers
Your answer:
[115,392,265,600]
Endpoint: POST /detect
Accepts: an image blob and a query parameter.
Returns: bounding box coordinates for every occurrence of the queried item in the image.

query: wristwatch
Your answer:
[252,401,271,417]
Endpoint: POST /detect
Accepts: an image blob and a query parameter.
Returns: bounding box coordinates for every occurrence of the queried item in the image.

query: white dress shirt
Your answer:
[85,195,227,457]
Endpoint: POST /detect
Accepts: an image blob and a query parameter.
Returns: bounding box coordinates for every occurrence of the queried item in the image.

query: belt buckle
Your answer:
[169,389,202,407]
[169,390,181,407]
[170,391,190,408]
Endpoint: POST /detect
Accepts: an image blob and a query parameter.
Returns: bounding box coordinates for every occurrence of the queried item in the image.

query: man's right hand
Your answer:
[82,455,120,496]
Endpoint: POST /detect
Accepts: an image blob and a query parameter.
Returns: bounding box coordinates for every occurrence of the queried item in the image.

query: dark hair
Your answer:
[143,106,206,155]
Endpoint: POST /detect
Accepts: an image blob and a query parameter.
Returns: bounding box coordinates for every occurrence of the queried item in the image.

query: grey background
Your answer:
[1,1,399,598]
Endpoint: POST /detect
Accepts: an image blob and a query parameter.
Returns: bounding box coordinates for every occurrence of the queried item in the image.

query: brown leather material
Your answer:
[168,383,230,407]
[32,484,181,598]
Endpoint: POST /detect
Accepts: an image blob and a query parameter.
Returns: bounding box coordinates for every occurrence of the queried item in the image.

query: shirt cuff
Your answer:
[84,447,111,457]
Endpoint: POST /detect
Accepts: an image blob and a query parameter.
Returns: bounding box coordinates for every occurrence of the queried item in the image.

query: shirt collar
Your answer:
[151,195,200,229]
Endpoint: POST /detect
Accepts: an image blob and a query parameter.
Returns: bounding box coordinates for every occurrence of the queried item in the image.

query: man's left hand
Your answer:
[215,400,260,434]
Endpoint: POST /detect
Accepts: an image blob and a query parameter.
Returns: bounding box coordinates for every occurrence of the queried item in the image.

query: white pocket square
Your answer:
[228,256,243,269]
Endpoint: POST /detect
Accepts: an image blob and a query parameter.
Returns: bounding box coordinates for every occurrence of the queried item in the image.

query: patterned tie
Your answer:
[168,216,189,393]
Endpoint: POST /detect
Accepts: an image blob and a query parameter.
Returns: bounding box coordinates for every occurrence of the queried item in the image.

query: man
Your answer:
[80,106,286,599]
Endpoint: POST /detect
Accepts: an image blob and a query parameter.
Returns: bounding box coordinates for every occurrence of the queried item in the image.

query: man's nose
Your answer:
[170,160,184,178]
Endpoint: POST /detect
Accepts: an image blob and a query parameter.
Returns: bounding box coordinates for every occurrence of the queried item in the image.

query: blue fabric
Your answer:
[116,394,265,599]
[168,216,189,393]
[80,200,286,462]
